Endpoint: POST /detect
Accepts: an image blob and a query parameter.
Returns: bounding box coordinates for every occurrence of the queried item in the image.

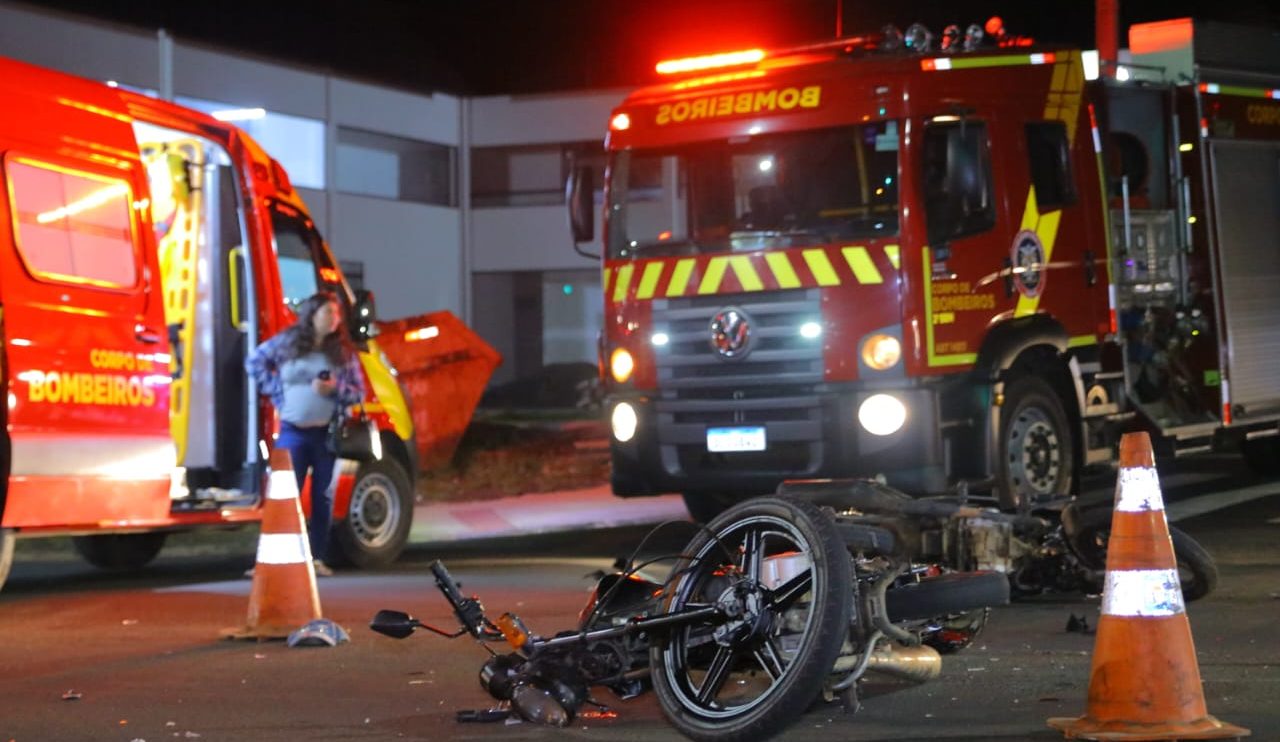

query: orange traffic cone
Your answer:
[1048,432,1248,740]
[223,448,322,640]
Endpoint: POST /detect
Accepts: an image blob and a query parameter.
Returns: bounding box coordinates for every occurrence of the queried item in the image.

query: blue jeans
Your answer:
[278,422,337,563]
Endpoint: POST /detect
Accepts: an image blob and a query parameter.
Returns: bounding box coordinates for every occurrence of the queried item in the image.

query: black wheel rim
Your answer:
[660,514,821,719]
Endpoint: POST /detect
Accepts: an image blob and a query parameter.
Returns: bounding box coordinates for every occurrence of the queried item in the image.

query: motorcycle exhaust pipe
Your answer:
[833,642,943,683]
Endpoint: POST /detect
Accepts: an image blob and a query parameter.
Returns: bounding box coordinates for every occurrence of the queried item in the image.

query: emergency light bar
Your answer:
[656,48,765,75]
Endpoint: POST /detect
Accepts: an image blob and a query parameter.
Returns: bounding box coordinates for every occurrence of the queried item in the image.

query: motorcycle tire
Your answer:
[1072,509,1219,602]
[886,572,1010,621]
[650,496,851,742]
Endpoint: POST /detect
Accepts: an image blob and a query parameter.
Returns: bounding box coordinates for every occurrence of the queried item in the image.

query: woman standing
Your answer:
[247,291,365,576]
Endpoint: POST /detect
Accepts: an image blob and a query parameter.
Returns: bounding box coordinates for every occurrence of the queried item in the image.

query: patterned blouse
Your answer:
[246,330,365,422]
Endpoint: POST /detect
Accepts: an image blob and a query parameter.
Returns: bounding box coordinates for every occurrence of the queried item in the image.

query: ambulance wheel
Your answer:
[0,528,14,592]
[332,458,413,569]
[72,532,167,570]
[997,375,1074,512]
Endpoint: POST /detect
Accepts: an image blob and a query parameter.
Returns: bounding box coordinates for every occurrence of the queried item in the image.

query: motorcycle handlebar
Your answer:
[431,560,489,638]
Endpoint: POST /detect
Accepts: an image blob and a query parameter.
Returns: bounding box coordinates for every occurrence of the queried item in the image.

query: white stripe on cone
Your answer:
[1116,467,1165,512]
[1101,568,1185,617]
[268,470,299,500]
[256,533,312,565]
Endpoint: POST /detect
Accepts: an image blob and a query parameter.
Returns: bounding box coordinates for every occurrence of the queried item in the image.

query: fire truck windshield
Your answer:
[607,121,899,259]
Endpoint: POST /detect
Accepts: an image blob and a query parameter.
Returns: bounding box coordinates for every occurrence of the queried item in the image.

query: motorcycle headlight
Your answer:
[858,393,907,436]
[860,334,901,371]
[610,348,634,383]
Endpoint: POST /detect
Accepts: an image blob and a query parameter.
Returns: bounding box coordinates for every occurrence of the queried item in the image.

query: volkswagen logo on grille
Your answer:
[709,307,752,359]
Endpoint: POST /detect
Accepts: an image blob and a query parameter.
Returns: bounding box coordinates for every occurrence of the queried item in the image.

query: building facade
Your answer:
[0,2,621,386]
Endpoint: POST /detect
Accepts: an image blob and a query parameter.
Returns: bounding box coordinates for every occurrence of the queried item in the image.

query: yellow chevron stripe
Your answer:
[729,256,764,291]
[1020,186,1041,231]
[612,264,634,302]
[603,267,612,297]
[667,258,695,296]
[765,252,800,289]
[803,249,840,286]
[883,244,900,270]
[636,261,664,299]
[841,246,883,284]
[698,256,729,294]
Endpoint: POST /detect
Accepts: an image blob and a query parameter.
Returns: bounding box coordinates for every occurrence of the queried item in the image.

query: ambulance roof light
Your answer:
[655,48,766,75]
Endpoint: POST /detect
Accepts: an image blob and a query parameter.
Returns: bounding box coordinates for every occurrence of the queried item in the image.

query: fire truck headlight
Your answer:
[611,402,638,443]
[858,394,907,436]
[860,334,901,371]
[610,348,635,383]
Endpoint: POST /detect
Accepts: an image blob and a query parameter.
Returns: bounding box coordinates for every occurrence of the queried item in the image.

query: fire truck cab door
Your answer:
[0,151,175,529]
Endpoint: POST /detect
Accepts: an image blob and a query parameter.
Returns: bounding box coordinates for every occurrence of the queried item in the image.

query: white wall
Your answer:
[471,205,602,273]
[173,45,327,119]
[0,3,159,88]
[469,89,626,146]
[331,78,460,145]
[330,194,461,322]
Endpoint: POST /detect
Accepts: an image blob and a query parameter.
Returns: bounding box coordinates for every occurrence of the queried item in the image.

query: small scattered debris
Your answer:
[254,654,266,660]
[1039,696,1061,702]
[408,680,429,685]
[122,619,139,626]
[61,690,82,701]
[1066,613,1094,634]
[166,723,176,728]
[183,732,201,739]
[966,667,986,672]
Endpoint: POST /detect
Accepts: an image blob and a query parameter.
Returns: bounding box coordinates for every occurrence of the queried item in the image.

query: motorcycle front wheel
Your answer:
[1072,509,1219,601]
[650,496,852,742]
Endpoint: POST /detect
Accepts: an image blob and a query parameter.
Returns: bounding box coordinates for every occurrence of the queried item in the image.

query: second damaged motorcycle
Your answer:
[371,496,1009,741]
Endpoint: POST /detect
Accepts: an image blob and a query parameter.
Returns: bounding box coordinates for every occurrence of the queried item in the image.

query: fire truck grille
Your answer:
[650,289,824,477]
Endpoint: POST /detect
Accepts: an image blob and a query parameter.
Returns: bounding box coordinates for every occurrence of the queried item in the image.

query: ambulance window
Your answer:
[5,158,138,288]
[270,204,333,308]
[1025,121,1077,209]
[922,121,995,244]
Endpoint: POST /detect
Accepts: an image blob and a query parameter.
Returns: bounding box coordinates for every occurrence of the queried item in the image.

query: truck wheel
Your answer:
[997,375,1074,511]
[332,458,413,568]
[71,533,167,570]
[0,528,14,592]
[1240,436,1280,476]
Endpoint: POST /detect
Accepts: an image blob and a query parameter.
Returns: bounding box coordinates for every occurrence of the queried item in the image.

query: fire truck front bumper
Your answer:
[607,386,945,498]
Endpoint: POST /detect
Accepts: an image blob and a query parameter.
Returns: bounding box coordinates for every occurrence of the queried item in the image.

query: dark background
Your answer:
[23,0,1280,94]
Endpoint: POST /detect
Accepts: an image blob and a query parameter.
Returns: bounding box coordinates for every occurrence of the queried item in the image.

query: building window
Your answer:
[1025,121,1077,209]
[471,141,604,208]
[336,127,455,206]
[5,157,138,288]
[175,96,326,190]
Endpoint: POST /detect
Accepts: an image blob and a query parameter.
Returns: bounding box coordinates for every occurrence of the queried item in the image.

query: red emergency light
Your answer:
[656,48,766,75]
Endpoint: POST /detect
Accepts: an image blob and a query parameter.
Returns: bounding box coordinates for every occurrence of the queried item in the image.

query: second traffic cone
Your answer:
[224,448,322,640]
[1048,432,1248,741]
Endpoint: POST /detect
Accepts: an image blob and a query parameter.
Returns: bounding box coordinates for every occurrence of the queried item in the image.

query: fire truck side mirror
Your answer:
[567,165,595,244]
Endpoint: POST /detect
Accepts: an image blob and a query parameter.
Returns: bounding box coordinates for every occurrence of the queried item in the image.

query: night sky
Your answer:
[25,0,1280,95]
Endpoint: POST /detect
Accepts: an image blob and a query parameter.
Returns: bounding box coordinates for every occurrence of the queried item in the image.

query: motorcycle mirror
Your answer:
[369,609,420,639]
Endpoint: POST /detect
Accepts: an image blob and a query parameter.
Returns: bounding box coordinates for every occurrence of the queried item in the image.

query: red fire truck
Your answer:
[0,56,416,591]
[569,17,1280,519]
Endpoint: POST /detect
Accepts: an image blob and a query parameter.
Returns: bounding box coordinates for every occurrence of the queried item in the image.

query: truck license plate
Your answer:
[706,426,767,453]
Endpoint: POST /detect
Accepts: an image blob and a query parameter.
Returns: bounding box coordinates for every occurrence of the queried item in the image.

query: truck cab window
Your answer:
[270,203,340,308]
[1025,121,1077,209]
[922,120,995,245]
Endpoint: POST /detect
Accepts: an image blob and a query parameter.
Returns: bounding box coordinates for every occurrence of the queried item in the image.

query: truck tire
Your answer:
[0,528,14,592]
[1241,436,1280,476]
[71,532,167,570]
[997,375,1074,511]
[331,458,413,568]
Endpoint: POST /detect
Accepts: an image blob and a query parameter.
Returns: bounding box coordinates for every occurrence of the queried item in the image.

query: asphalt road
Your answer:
[2,460,1278,741]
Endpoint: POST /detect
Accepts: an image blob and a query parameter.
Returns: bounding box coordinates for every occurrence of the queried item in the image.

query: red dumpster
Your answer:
[375,311,502,471]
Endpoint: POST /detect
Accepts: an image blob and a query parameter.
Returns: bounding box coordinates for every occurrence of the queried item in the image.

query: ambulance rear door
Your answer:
[0,149,175,529]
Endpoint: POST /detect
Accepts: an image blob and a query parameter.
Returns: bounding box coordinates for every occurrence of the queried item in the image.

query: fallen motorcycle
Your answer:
[371,495,1009,741]
[776,478,1219,602]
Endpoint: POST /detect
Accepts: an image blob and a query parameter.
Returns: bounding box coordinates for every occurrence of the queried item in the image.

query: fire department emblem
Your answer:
[709,307,752,359]
[1011,229,1046,298]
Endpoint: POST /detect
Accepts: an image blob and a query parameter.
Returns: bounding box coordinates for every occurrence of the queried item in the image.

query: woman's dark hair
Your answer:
[283,291,352,365]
